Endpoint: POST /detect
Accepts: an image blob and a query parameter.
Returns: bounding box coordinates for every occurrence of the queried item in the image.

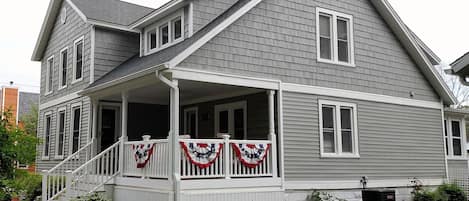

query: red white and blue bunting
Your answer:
[180,142,223,169]
[132,143,155,168]
[232,143,271,168]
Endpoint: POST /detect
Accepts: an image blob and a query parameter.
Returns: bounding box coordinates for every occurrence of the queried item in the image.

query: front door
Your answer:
[214,101,247,140]
[98,104,120,152]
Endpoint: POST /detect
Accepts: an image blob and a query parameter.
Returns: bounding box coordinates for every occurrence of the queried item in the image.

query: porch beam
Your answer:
[119,91,128,176]
[267,90,278,178]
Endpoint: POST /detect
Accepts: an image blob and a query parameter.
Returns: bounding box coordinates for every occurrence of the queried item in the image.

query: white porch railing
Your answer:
[121,137,276,180]
[123,139,170,179]
[66,140,121,199]
[42,140,94,201]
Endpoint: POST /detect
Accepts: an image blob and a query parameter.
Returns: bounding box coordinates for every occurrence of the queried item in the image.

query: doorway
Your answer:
[214,101,247,140]
[98,103,121,152]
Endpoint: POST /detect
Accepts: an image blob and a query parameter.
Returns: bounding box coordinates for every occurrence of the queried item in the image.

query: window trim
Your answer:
[45,56,54,95]
[42,111,53,160]
[54,106,67,160]
[70,102,82,155]
[183,107,198,138]
[72,36,84,84]
[445,117,466,159]
[144,10,184,56]
[316,7,355,67]
[318,100,359,158]
[214,101,247,139]
[59,47,68,90]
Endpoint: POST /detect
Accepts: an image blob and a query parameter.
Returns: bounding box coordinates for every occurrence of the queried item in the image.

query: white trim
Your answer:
[170,68,280,90]
[97,102,121,152]
[283,83,442,109]
[144,10,184,56]
[88,19,139,33]
[285,178,444,190]
[45,55,54,95]
[54,106,67,160]
[59,47,68,90]
[277,84,285,188]
[188,2,194,37]
[181,90,259,106]
[316,7,355,67]
[70,102,82,155]
[183,107,198,138]
[130,0,186,29]
[90,26,95,84]
[39,92,81,110]
[440,102,449,180]
[444,115,466,159]
[65,0,87,22]
[167,0,263,68]
[214,101,247,139]
[318,100,359,158]
[180,178,281,190]
[42,111,53,160]
[72,36,84,84]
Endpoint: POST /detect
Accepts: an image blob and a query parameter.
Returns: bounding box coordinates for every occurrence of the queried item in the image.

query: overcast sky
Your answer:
[0,0,468,93]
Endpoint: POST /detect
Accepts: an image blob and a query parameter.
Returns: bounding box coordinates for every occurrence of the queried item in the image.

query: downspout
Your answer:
[156,69,181,201]
[441,100,449,182]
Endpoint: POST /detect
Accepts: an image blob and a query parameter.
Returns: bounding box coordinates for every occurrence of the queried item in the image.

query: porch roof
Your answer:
[84,0,250,93]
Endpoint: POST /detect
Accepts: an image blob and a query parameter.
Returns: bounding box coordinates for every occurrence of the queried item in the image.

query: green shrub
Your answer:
[72,193,110,201]
[307,191,347,201]
[0,170,42,201]
[436,183,466,201]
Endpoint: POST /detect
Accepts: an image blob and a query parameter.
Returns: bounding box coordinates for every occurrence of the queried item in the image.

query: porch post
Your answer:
[91,99,98,158]
[268,90,278,178]
[169,79,181,201]
[119,91,128,176]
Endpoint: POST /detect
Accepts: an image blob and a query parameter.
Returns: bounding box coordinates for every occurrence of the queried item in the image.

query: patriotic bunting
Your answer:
[180,142,223,169]
[132,143,155,168]
[232,143,271,168]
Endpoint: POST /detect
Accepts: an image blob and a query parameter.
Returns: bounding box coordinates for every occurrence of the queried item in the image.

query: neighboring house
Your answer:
[32,0,458,201]
[0,84,40,171]
[448,52,469,85]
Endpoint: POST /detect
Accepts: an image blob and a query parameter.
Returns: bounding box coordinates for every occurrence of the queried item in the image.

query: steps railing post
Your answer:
[118,137,126,176]
[65,170,73,199]
[222,134,231,179]
[41,170,48,201]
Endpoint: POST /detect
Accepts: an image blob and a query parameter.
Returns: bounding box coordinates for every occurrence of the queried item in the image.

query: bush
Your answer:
[413,183,466,201]
[0,170,42,201]
[72,193,110,201]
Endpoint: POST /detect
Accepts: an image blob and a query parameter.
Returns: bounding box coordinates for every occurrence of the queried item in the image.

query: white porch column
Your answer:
[268,90,278,178]
[119,91,128,176]
[170,79,181,201]
[91,99,98,157]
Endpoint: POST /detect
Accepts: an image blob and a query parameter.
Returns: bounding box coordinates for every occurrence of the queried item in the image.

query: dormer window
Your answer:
[145,11,184,55]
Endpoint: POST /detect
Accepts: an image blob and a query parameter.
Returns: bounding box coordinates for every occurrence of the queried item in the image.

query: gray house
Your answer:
[32,0,458,201]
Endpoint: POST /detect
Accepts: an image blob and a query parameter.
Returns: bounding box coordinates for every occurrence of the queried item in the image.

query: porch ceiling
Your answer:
[101,80,263,105]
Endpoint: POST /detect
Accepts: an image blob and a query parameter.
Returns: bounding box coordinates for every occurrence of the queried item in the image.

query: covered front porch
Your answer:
[65,69,283,200]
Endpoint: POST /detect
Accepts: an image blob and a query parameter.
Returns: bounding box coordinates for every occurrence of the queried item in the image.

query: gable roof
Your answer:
[450,52,469,75]
[407,27,442,65]
[31,0,154,61]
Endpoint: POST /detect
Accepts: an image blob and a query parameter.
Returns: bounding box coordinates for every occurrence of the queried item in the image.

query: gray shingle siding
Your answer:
[192,0,237,34]
[36,97,91,171]
[178,0,440,102]
[40,1,92,104]
[94,27,140,81]
[283,91,445,181]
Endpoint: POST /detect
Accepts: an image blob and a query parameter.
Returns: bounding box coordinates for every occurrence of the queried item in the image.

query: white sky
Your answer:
[0,0,468,93]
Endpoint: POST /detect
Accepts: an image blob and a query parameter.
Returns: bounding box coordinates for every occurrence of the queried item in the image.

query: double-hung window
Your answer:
[59,48,68,89]
[43,112,52,159]
[184,107,198,139]
[145,12,184,55]
[319,100,359,157]
[316,8,355,66]
[71,103,81,154]
[55,107,66,159]
[46,56,54,94]
[444,118,465,158]
[73,37,84,82]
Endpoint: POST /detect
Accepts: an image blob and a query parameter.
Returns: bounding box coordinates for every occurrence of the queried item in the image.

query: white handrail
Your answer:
[48,140,94,173]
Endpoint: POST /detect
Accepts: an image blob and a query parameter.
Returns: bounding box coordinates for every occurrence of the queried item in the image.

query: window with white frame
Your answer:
[71,104,81,153]
[46,56,54,94]
[73,37,84,82]
[184,107,198,139]
[59,48,68,89]
[214,101,247,140]
[316,8,355,66]
[43,113,52,159]
[55,107,66,159]
[145,11,184,55]
[444,118,465,157]
[319,100,359,157]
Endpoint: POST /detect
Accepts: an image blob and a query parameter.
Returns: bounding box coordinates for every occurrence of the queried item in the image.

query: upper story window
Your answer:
[316,8,355,67]
[59,47,68,89]
[43,112,52,159]
[46,56,54,94]
[73,36,84,83]
[444,118,465,158]
[145,11,184,55]
[319,100,359,158]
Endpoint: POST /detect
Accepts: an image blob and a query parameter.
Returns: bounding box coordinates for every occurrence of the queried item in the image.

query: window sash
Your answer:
[44,115,52,157]
[319,101,358,157]
[73,38,84,82]
[71,107,81,153]
[445,119,465,158]
[60,49,68,87]
[56,111,65,157]
[46,57,53,93]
